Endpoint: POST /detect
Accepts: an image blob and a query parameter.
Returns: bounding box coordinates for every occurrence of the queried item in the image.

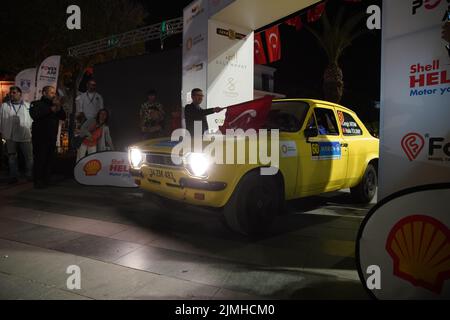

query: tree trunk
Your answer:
[323,63,344,103]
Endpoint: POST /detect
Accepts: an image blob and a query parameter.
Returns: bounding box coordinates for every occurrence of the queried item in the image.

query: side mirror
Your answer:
[304,128,318,139]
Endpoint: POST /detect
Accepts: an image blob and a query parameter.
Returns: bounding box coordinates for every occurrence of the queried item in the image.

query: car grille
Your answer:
[145,153,183,168]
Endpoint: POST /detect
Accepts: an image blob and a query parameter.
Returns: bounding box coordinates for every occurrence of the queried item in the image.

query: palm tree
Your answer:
[307,8,368,103]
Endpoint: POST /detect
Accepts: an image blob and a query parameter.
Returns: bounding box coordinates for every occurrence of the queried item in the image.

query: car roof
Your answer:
[273,98,356,114]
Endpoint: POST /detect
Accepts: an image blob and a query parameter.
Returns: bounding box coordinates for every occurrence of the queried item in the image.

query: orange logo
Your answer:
[83,160,102,176]
[386,215,450,294]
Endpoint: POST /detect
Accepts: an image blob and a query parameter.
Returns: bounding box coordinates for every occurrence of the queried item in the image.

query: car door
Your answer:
[336,109,368,187]
[297,105,348,195]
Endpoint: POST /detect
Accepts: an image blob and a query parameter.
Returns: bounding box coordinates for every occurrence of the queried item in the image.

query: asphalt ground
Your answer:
[0,177,375,300]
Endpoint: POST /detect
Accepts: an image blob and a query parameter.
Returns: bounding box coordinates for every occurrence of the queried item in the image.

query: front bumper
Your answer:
[130,167,229,207]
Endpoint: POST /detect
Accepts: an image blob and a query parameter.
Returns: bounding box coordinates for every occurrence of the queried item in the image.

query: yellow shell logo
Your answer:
[386,215,450,294]
[83,160,102,177]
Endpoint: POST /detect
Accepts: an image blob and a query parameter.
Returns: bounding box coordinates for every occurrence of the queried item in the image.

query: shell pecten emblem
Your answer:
[386,215,450,294]
[83,160,102,177]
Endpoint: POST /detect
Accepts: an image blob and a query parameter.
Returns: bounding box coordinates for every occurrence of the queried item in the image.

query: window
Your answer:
[306,113,317,130]
[314,108,339,136]
[338,111,363,136]
[264,101,309,132]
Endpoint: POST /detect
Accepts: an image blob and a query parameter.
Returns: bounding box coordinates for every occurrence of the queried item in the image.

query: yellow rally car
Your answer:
[128,99,379,236]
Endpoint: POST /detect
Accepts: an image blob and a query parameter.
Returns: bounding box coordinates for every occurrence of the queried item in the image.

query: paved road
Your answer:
[0,179,374,300]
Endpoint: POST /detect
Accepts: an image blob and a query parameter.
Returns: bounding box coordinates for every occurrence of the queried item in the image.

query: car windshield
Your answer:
[263,101,310,132]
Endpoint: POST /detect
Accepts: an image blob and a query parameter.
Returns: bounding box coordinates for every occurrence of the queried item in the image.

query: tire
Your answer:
[351,163,377,204]
[223,171,282,236]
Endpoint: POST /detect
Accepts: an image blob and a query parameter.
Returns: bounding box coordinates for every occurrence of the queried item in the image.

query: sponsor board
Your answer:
[401,132,450,163]
[379,0,450,199]
[74,152,137,188]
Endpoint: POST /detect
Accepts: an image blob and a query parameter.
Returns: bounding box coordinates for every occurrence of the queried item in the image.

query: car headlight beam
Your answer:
[129,148,144,169]
[184,153,210,178]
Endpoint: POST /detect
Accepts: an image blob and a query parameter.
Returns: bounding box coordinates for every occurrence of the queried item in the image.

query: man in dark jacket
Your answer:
[30,86,66,189]
[184,88,222,135]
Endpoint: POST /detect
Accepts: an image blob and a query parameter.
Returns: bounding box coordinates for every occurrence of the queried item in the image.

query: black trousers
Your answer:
[32,135,56,185]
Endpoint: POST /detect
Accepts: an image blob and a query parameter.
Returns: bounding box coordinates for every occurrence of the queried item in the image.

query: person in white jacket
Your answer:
[0,86,33,184]
[75,80,104,121]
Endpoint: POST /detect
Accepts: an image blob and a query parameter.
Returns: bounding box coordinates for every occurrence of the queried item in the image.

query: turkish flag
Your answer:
[307,2,326,23]
[219,96,273,134]
[254,33,267,65]
[286,15,303,31]
[265,25,281,63]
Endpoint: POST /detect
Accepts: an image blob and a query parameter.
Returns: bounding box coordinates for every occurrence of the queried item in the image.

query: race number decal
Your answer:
[311,142,341,160]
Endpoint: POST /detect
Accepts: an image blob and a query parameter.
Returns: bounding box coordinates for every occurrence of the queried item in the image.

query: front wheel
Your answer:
[351,163,377,204]
[223,171,282,236]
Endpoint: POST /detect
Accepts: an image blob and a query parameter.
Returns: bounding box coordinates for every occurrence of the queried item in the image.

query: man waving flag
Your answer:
[219,96,274,134]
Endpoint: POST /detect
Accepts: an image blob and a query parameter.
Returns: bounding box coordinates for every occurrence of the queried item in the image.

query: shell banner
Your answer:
[357,184,450,299]
[74,152,138,188]
[379,0,450,199]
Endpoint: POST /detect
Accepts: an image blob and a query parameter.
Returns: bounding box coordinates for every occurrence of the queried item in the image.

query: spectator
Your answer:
[30,86,66,189]
[0,86,33,184]
[77,109,114,161]
[139,89,165,140]
[185,88,222,135]
[73,112,91,162]
[75,79,104,121]
[96,109,114,152]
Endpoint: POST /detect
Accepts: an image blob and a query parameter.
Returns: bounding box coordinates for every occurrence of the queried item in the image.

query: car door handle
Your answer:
[340,143,348,148]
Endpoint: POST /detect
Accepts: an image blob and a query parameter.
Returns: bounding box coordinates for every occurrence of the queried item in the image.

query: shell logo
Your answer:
[83,160,102,177]
[386,215,450,294]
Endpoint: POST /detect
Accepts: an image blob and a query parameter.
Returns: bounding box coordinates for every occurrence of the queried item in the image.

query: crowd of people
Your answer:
[73,80,114,162]
[0,70,227,189]
[0,81,114,189]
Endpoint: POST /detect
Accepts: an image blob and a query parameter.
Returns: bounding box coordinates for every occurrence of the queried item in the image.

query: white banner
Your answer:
[35,55,61,100]
[379,0,450,199]
[182,0,209,112]
[15,68,36,103]
[206,19,254,130]
[74,152,138,188]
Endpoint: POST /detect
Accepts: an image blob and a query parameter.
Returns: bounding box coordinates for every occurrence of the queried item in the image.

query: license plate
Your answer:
[148,168,176,183]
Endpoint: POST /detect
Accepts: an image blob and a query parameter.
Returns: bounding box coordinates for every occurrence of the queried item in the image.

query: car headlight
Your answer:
[129,148,144,169]
[183,153,210,178]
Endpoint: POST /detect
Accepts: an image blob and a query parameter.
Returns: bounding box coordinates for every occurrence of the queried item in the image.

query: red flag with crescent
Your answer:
[265,25,281,63]
[307,2,326,23]
[254,33,267,65]
[219,96,274,134]
[286,15,303,31]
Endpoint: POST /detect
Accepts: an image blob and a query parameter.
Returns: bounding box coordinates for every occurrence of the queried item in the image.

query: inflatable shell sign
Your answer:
[74,152,137,188]
[357,184,450,299]
[386,215,450,294]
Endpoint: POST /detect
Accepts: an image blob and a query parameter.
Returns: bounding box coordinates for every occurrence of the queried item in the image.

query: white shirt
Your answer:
[76,91,104,120]
[0,101,33,142]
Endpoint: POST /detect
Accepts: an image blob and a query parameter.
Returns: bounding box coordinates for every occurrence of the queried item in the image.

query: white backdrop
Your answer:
[379,0,450,199]
[182,0,253,132]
